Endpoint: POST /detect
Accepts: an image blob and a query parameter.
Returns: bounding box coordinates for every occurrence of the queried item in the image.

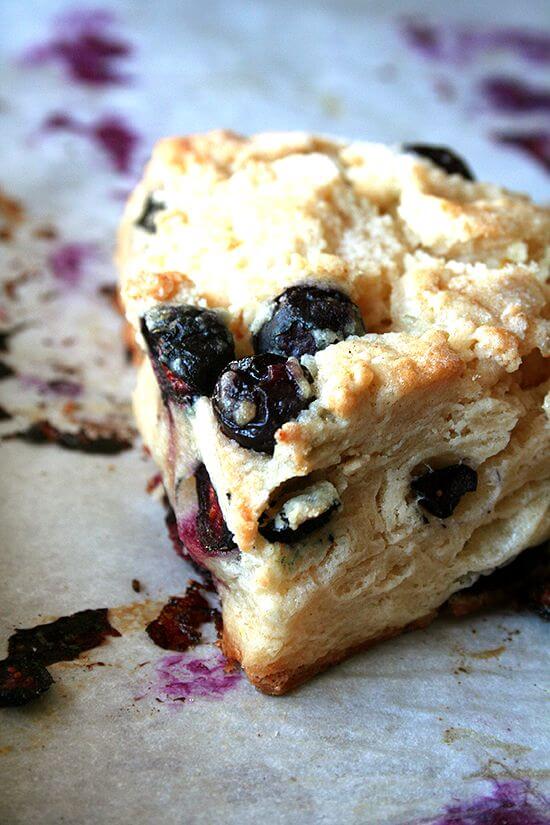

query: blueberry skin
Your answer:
[403,144,475,181]
[141,304,235,403]
[135,194,165,233]
[195,464,237,554]
[411,464,478,518]
[212,353,313,454]
[254,285,366,359]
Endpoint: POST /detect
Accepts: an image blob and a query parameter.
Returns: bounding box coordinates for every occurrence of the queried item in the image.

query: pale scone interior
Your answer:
[118,131,550,694]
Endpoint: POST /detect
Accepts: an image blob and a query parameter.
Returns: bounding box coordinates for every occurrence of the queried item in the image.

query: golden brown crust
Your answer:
[221,611,438,695]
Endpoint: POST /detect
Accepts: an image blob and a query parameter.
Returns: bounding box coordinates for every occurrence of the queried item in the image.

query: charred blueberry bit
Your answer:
[141,304,235,403]
[0,657,54,707]
[403,144,475,181]
[8,608,121,666]
[135,194,165,233]
[212,353,313,454]
[195,463,237,554]
[146,581,218,651]
[411,464,478,519]
[254,285,366,359]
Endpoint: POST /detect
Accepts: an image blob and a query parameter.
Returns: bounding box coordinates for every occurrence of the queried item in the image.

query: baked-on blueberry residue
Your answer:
[43,113,139,174]
[0,657,53,707]
[146,580,222,652]
[153,650,242,703]
[420,779,550,825]
[401,21,550,65]
[2,419,133,454]
[21,8,132,86]
[0,608,120,707]
[8,608,120,664]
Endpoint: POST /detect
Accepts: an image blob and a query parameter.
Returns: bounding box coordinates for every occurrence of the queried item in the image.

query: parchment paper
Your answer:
[1,1,549,823]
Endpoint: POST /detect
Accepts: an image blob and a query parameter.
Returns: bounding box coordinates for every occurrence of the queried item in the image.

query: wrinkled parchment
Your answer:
[1,1,548,823]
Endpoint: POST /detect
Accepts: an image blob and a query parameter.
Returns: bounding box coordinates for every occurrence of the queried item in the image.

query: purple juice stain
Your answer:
[48,241,98,287]
[401,21,550,65]
[154,650,242,703]
[481,77,550,114]
[494,131,550,174]
[21,8,132,86]
[43,113,139,174]
[20,375,83,398]
[421,780,550,825]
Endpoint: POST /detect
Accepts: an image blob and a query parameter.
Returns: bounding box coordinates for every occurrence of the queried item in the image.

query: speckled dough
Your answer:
[118,130,550,694]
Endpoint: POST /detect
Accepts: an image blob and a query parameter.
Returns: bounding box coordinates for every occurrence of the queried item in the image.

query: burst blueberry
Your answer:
[411,464,478,519]
[404,144,475,181]
[254,285,366,359]
[212,353,313,454]
[141,304,235,403]
[195,463,237,554]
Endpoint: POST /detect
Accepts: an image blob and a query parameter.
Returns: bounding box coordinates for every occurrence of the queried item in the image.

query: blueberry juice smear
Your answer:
[213,353,313,453]
[141,304,235,403]
[254,285,365,359]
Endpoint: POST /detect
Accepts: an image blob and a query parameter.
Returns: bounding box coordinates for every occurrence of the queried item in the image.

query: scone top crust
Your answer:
[118,130,550,551]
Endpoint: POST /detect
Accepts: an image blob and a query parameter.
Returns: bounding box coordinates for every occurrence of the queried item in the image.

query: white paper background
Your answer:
[0,1,549,823]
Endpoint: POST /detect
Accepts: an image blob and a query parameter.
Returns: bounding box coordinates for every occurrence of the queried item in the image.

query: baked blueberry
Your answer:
[135,194,165,233]
[411,464,478,518]
[212,353,313,453]
[195,464,237,554]
[141,304,235,403]
[254,285,365,359]
[404,144,475,181]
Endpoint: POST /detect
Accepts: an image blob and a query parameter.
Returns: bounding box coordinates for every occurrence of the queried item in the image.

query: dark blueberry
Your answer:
[259,500,339,544]
[411,464,478,519]
[0,657,53,707]
[141,304,235,403]
[403,144,475,181]
[254,285,365,359]
[212,353,313,453]
[135,194,165,233]
[195,464,237,554]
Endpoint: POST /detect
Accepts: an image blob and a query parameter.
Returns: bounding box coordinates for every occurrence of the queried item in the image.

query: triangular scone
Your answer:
[118,131,550,694]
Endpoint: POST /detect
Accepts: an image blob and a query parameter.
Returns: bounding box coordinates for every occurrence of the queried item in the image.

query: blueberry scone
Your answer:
[117,131,550,694]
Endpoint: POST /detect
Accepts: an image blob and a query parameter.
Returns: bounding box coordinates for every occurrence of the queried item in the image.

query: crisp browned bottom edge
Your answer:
[221,611,438,696]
